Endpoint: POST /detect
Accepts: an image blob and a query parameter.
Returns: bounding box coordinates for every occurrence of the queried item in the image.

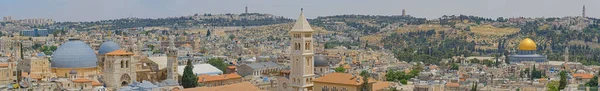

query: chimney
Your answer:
[356,78,360,83]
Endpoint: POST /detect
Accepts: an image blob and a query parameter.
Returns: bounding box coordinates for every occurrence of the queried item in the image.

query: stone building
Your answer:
[102,49,137,89]
[237,61,283,77]
[18,57,52,81]
[197,73,243,87]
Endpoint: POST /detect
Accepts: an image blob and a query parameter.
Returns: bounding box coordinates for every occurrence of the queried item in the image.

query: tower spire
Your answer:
[583,5,586,18]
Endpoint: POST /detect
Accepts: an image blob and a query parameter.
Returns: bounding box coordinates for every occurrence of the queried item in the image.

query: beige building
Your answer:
[288,9,316,91]
[312,73,377,91]
[18,57,52,81]
[413,83,444,91]
[0,62,16,85]
[55,70,103,91]
[197,73,243,87]
[102,49,137,89]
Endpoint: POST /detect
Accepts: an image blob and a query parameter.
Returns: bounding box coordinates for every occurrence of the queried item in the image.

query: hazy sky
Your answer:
[1,0,597,22]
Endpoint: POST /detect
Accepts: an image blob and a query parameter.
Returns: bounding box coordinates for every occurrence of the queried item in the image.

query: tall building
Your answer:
[582,5,586,17]
[289,8,315,91]
[245,6,249,14]
[2,16,11,22]
[402,9,406,16]
[166,36,179,81]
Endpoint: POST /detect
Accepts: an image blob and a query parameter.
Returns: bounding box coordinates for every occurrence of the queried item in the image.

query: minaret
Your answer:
[582,5,586,18]
[564,47,570,71]
[245,6,248,14]
[167,35,179,81]
[289,8,315,91]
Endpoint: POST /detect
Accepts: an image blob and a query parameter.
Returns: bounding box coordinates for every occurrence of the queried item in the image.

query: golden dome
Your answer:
[519,38,537,51]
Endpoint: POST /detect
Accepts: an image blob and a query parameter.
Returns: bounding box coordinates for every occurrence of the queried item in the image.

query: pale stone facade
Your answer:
[289,9,316,91]
[0,62,16,85]
[19,57,52,80]
[102,50,137,89]
[167,36,179,82]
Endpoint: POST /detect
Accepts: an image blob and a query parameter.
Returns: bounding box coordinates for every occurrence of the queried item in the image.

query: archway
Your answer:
[120,74,131,86]
[121,81,128,86]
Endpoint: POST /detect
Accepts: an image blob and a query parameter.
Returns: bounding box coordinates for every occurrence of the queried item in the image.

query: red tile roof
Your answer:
[198,73,242,83]
[312,73,377,86]
[572,73,594,79]
[183,82,262,91]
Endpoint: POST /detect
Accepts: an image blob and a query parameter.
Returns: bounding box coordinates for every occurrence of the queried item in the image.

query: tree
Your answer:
[181,60,198,88]
[206,30,211,37]
[229,34,236,40]
[586,76,598,87]
[360,70,371,91]
[547,81,560,91]
[471,83,478,91]
[334,65,345,73]
[207,58,229,72]
[450,63,459,70]
[559,71,567,90]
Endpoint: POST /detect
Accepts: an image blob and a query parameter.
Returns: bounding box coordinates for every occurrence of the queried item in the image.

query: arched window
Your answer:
[323,86,328,91]
[305,78,308,83]
[332,87,338,91]
[341,88,347,91]
[126,60,129,68]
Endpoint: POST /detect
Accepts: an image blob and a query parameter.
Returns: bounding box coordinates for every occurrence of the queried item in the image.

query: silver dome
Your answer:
[51,40,98,68]
[98,40,121,54]
[314,55,330,67]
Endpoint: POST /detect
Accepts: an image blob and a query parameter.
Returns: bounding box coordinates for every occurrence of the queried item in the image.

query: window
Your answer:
[341,88,347,91]
[323,86,328,91]
[332,87,338,91]
[305,34,311,37]
[305,40,311,50]
[126,60,129,68]
[305,78,308,83]
[121,61,124,68]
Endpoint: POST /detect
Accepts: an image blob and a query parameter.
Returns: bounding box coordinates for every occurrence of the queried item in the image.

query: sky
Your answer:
[0,0,598,22]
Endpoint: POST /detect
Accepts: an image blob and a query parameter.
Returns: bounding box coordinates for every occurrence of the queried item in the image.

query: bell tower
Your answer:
[289,8,315,91]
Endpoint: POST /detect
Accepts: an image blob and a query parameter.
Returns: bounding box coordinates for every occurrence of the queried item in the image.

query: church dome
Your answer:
[314,55,330,67]
[51,39,98,68]
[518,38,537,51]
[98,40,121,54]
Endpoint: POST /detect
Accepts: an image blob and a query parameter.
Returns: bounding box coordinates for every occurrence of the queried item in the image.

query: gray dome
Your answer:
[314,56,329,67]
[51,40,98,68]
[98,40,121,54]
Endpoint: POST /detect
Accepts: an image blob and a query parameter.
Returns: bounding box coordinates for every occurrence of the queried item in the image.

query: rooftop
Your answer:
[105,49,134,56]
[198,73,242,83]
[177,64,223,76]
[183,82,262,91]
[312,73,376,86]
[572,73,594,79]
[73,78,93,83]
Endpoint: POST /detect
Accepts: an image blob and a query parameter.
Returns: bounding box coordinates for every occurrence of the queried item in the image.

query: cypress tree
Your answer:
[181,60,198,88]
